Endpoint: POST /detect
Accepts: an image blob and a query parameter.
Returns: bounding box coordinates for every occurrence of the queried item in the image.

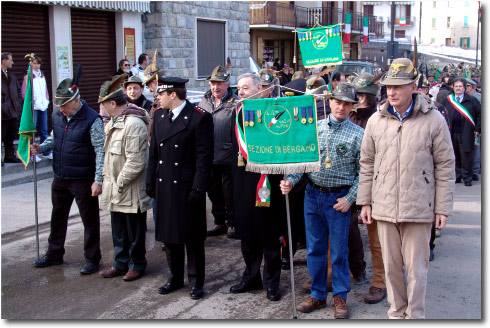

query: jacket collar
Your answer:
[158,100,193,142]
[378,93,431,119]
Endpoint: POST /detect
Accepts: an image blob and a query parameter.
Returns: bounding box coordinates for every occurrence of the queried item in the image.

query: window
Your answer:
[395,30,406,38]
[196,19,226,79]
[363,5,373,16]
[395,5,411,25]
[447,17,451,27]
[464,16,468,27]
[460,37,470,48]
[431,38,435,44]
[446,38,452,46]
[433,1,436,8]
[432,18,436,28]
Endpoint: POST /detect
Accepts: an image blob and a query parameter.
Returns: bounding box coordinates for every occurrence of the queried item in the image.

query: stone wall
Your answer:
[145,1,250,91]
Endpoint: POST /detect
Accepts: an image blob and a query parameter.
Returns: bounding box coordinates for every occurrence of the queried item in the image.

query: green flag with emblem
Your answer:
[297,24,343,68]
[241,95,320,174]
[17,65,36,169]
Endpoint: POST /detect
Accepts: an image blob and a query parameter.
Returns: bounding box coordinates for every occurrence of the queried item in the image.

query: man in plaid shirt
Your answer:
[281,83,364,319]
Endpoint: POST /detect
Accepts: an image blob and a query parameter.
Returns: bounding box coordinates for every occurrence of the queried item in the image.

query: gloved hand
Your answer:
[146,183,155,199]
[188,189,205,205]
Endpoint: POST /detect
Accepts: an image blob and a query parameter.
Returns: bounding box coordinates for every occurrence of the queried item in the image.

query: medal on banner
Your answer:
[301,107,307,124]
[249,110,255,127]
[293,107,299,121]
[244,110,249,126]
[308,106,314,123]
[255,173,271,207]
[257,110,262,123]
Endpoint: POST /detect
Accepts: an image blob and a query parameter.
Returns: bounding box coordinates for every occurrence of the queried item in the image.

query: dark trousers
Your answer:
[429,222,436,251]
[110,210,147,272]
[1,118,18,159]
[46,177,101,263]
[165,241,205,288]
[348,206,366,277]
[240,239,281,289]
[208,164,234,227]
[452,133,475,183]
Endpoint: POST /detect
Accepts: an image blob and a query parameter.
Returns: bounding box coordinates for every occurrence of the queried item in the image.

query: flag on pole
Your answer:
[297,24,343,68]
[343,13,352,43]
[363,17,369,44]
[17,65,36,169]
[400,17,406,27]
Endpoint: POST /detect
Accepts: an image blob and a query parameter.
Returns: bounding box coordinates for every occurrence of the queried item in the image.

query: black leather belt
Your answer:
[309,181,350,193]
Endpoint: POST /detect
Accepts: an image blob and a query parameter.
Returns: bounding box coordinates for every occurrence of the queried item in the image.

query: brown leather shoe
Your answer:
[99,267,127,278]
[333,296,349,319]
[123,270,144,282]
[296,296,327,313]
[364,286,387,304]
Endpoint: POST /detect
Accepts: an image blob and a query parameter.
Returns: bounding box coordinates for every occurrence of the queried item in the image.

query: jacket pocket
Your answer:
[108,137,123,155]
[111,183,132,206]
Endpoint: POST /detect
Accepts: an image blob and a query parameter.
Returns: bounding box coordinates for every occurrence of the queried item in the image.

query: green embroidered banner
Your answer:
[241,95,320,174]
[297,24,343,68]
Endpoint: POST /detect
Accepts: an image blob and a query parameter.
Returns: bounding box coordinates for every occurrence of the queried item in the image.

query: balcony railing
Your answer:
[250,1,384,37]
[387,16,417,26]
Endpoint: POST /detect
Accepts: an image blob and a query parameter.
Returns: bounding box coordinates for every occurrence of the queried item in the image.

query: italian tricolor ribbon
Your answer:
[255,173,271,207]
[235,104,248,163]
[343,13,351,43]
[447,94,475,128]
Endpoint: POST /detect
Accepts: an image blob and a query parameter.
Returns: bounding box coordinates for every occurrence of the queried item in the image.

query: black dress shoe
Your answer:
[266,288,281,301]
[190,286,204,300]
[455,177,462,183]
[207,224,227,236]
[281,258,290,270]
[33,255,63,268]
[158,282,184,295]
[473,174,479,181]
[80,262,99,275]
[465,181,472,186]
[230,281,263,293]
[4,157,21,164]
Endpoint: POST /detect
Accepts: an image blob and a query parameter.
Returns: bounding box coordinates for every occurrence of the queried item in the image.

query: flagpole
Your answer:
[28,59,40,261]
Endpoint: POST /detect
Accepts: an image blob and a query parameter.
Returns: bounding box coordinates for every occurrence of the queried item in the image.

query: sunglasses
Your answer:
[123,64,130,67]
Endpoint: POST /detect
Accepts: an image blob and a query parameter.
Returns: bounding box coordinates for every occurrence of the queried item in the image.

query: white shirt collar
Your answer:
[170,101,186,121]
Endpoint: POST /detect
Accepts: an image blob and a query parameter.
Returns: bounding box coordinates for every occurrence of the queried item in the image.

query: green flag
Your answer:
[297,24,343,68]
[241,95,320,174]
[17,65,36,168]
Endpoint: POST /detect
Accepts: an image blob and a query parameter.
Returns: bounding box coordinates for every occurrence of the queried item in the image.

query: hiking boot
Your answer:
[296,296,327,313]
[333,295,349,319]
[364,286,387,304]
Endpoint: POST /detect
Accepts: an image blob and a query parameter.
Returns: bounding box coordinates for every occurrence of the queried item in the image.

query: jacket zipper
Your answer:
[396,121,402,223]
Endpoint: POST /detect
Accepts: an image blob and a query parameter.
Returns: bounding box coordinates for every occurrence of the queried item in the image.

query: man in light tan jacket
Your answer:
[357,58,455,319]
[97,78,152,282]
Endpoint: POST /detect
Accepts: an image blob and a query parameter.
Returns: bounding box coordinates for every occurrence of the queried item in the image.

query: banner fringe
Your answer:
[246,162,321,175]
[255,201,271,207]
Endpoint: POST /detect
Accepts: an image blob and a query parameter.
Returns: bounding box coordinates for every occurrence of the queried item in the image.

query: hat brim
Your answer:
[53,89,79,106]
[355,85,379,96]
[98,89,125,104]
[305,85,328,95]
[206,75,230,82]
[123,81,144,88]
[380,75,418,86]
[330,95,359,103]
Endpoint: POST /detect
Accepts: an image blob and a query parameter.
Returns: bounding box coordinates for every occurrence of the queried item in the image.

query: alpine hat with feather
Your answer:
[54,63,82,106]
[98,74,128,103]
[143,49,165,85]
[353,72,382,96]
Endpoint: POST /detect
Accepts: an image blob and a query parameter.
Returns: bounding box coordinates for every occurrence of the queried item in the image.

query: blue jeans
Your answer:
[304,183,351,301]
[34,109,50,156]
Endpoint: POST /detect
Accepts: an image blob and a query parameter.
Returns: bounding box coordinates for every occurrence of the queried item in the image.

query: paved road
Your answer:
[1,177,482,319]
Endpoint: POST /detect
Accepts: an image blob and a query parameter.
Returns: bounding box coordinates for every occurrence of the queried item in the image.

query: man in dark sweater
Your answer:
[124,76,153,112]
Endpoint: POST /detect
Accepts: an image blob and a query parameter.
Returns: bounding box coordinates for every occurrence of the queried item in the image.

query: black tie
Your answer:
[168,110,174,122]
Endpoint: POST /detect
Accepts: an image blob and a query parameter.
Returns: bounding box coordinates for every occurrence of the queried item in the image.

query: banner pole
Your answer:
[284,175,298,319]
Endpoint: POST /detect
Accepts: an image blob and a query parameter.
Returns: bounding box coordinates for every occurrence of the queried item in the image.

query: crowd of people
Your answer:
[1,50,481,319]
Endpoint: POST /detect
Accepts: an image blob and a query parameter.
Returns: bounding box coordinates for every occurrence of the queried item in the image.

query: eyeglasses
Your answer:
[123,64,130,67]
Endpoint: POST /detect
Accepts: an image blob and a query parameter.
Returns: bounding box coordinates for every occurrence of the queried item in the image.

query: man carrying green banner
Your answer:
[281,83,364,319]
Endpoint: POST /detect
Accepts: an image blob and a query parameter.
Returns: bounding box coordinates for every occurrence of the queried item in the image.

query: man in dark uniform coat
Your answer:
[146,77,213,300]
[229,73,285,302]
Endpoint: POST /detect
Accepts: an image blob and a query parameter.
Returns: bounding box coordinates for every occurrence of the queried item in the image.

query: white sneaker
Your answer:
[35,155,43,162]
[46,153,53,160]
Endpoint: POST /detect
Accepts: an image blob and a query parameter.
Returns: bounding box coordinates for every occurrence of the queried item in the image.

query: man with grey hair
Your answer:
[357,58,455,319]
[199,66,238,238]
[229,72,284,302]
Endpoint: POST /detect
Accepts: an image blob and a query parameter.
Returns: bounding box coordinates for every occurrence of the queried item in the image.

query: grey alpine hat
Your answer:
[353,72,380,96]
[331,82,359,103]
[380,58,419,86]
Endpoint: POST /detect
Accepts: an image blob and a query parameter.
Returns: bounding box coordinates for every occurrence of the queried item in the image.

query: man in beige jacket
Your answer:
[97,78,152,282]
[357,58,455,319]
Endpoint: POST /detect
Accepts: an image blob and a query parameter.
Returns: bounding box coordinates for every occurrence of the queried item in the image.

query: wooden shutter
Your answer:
[1,2,52,130]
[71,8,116,110]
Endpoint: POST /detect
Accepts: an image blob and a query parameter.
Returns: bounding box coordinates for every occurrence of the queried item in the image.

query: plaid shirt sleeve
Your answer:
[90,117,105,184]
[39,131,54,154]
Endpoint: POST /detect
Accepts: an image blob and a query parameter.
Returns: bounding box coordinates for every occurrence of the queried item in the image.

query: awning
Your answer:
[30,1,151,13]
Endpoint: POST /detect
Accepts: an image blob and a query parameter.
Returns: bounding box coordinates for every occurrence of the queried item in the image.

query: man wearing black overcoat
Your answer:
[146,77,213,300]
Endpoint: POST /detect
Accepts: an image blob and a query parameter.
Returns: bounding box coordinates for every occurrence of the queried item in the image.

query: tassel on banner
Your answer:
[237,152,245,167]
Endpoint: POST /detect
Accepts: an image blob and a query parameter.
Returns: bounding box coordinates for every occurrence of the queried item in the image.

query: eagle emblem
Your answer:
[390,63,405,77]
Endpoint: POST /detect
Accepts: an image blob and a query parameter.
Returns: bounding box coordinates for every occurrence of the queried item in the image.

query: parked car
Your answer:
[332,61,382,79]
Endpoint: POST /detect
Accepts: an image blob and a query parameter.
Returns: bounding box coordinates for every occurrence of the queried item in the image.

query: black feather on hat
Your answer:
[54,62,82,106]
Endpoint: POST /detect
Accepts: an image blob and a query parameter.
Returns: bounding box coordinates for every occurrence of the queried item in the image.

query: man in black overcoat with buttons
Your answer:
[146,77,213,300]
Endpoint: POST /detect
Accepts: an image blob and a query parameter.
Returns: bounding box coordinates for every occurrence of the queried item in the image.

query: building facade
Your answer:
[420,0,481,50]
[144,1,251,91]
